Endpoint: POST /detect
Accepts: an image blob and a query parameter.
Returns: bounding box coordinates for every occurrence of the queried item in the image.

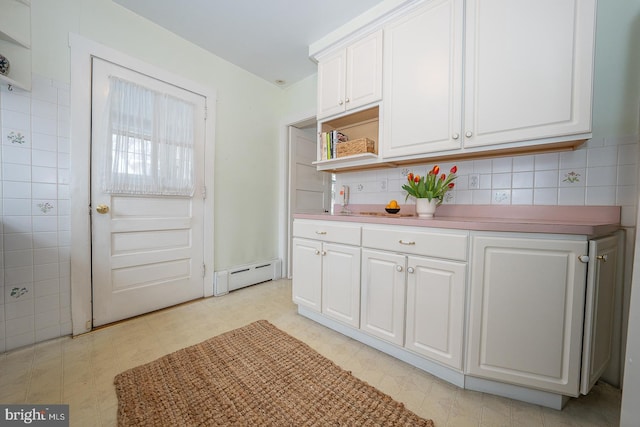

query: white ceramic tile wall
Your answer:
[0,75,71,352]
[336,135,639,227]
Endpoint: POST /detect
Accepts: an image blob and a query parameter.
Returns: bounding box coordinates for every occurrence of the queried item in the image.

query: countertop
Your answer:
[294,204,621,237]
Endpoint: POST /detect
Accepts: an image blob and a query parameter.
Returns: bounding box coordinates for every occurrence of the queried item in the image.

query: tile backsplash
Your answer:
[335,136,639,227]
[0,75,71,352]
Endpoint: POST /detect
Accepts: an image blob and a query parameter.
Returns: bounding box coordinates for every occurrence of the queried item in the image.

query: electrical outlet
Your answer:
[379,179,387,191]
[469,174,480,189]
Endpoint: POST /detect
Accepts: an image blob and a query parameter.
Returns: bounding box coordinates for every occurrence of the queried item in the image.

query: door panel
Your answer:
[91,58,206,326]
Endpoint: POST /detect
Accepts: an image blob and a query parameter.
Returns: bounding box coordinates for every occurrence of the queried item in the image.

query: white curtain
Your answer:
[102,77,196,196]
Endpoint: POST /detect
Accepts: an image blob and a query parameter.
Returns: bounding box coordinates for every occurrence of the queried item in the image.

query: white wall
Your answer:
[0,0,307,351]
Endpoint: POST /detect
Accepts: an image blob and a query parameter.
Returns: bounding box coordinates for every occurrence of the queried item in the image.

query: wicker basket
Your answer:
[336,138,377,158]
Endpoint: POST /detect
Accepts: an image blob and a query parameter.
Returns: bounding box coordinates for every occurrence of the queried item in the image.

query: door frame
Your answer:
[69,34,216,336]
[277,111,317,279]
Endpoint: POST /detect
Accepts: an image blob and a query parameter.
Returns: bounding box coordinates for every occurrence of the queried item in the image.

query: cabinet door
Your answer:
[382,0,463,158]
[405,256,466,370]
[317,50,346,119]
[322,243,361,327]
[361,249,406,345]
[346,30,383,112]
[463,0,596,148]
[467,235,588,395]
[292,238,322,312]
[581,234,620,394]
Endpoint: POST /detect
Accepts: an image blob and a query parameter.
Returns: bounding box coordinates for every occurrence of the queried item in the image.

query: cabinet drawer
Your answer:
[362,226,468,261]
[293,220,361,245]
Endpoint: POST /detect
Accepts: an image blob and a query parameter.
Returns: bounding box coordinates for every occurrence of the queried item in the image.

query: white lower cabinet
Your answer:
[360,249,406,346]
[292,220,361,327]
[292,237,323,312]
[292,219,621,407]
[467,232,620,397]
[405,255,466,370]
[360,226,468,370]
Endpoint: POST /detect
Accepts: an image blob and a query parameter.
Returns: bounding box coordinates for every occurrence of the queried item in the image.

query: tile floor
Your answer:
[0,279,621,426]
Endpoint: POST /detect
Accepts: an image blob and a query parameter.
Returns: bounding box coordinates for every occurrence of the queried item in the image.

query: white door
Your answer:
[291,237,322,312]
[91,58,207,326]
[289,126,331,215]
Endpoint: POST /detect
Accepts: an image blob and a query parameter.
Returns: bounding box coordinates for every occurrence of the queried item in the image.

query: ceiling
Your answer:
[113,0,385,88]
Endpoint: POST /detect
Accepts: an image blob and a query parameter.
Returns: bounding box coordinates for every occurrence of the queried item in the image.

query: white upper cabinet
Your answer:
[382,0,596,160]
[463,0,596,148]
[317,30,383,120]
[382,0,464,158]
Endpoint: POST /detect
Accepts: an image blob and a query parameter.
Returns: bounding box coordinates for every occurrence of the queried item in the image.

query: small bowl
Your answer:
[385,208,400,214]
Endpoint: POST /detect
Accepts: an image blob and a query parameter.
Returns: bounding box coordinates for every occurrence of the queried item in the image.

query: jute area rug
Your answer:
[114,320,434,426]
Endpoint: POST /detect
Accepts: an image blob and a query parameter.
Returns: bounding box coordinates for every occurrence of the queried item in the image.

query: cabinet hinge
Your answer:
[204,105,208,120]
[201,185,207,199]
[202,263,206,278]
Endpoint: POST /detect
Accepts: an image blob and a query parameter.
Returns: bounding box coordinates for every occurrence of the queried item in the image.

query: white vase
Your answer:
[415,198,438,218]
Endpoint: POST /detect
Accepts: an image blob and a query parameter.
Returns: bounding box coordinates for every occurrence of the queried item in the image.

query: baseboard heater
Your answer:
[213,259,282,296]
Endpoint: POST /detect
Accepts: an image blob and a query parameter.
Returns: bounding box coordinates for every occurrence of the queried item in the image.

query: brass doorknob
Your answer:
[96,204,110,214]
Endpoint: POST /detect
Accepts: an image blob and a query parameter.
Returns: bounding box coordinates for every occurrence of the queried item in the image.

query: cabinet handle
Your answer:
[465,131,473,138]
[597,254,608,262]
[345,98,350,103]
[339,99,344,105]
[321,251,327,256]
[452,133,460,140]
[578,255,589,263]
[396,265,403,272]
[399,240,415,245]
[315,231,327,235]
[407,267,415,274]
[315,250,320,255]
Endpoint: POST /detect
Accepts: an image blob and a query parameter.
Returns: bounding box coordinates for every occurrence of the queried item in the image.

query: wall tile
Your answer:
[560,149,587,169]
[586,186,617,205]
[534,153,559,170]
[586,166,617,187]
[1,91,30,113]
[31,99,57,120]
[32,216,57,232]
[6,331,35,350]
[34,263,59,282]
[34,279,59,298]
[4,249,33,268]
[587,146,618,167]
[3,163,31,182]
[511,189,533,205]
[558,187,586,205]
[4,266,33,287]
[31,132,57,152]
[32,232,58,249]
[3,181,31,199]
[32,166,57,183]
[2,215,32,233]
[513,155,534,172]
[35,294,59,314]
[1,109,30,131]
[2,145,31,165]
[492,173,512,189]
[533,188,558,205]
[4,233,33,251]
[492,157,512,173]
[534,170,558,188]
[5,300,34,321]
[34,248,58,266]
[512,171,534,189]
[32,149,57,167]
[32,183,57,199]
